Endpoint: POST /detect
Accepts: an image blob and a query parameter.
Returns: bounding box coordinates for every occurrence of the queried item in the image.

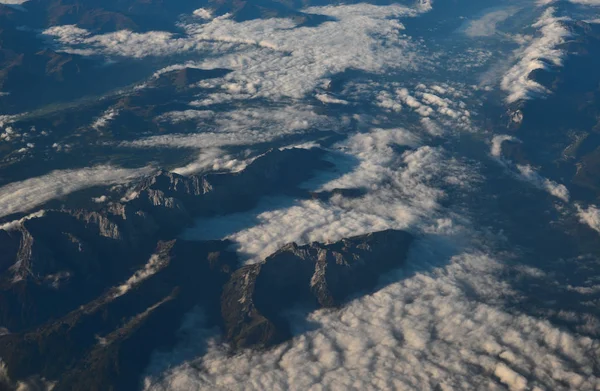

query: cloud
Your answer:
[192,8,213,20]
[43,3,426,101]
[315,94,349,105]
[113,253,168,298]
[91,108,120,131]
[0,210,46,231]
[516,164,570,202]
[375,91,403,112]
[0,165,152,219]
[489,135,570,202]
[144,245,600,391]
[501,8,572,103]
[122,105,339,151]
[146,122,598,391]
[182,127,476,262]
[463,8,519,37]
[576,204,600,233]
[372,83,473,134]
[490,134,519,158]
[156,110,215,124]
[569,0,600,5]
[172,148,251,176]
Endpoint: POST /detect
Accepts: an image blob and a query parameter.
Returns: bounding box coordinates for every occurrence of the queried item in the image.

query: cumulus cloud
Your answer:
[0,165,152,218]
[192,8,213,20]
[516,164,570,202]
[375,91,402,112]
[576,204,600,233]
[501,8,572,103]
[374,83,473,133]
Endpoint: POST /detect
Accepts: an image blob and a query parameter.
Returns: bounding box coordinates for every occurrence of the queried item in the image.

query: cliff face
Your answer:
[222,229,414,350]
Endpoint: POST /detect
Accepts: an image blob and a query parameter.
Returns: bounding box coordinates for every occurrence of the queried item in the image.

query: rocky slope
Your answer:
[0,147,331,332]
[222,229,414,349]
[0,146,414,390]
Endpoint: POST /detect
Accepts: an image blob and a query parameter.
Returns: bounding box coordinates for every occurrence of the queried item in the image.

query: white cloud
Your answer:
[147,123,600,391]
[156,110,215,124]
[501,8,572,103]
[113,252,168,298]
[182,127,475,262]
[375,91,402,112]
[0,0,28,4]
[0,165,152,218]
[92,195,108,203]
[576,204,600,233]
[516,164,570,202]
[172,148,250,176]
[463,8,518,37]
[0,210,46,232]
[0,115,20,130]
[43,4,425,101]
[569,0,600,5]
[144,245,600,391]
[193,8,213,20]
[122,105,338,150]
[315,94,349,105]
[490,134,519,158]
[91,108,119,131]
[420,117,444,136]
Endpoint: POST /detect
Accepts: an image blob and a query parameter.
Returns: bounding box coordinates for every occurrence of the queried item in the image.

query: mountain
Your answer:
[222,229,414,349]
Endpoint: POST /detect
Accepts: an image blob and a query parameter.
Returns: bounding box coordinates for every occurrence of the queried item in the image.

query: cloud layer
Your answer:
[501,7,571,103]
[44,4,425,102]
[145,244,599,391]
[0,165,151,219]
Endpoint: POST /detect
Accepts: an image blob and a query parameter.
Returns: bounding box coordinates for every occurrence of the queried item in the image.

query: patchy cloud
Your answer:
[576,204,600,233]
[0,165,152,218]
[182,127,475,262]
[463,8,519,37]
[315,93,349,105]
[569,0,600,5]
[516,164,570,202]
[490,134,519,158]
[113,253,168,298]
[43,4,425,101]
[91,108,120,131]
[123,105,338,150]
